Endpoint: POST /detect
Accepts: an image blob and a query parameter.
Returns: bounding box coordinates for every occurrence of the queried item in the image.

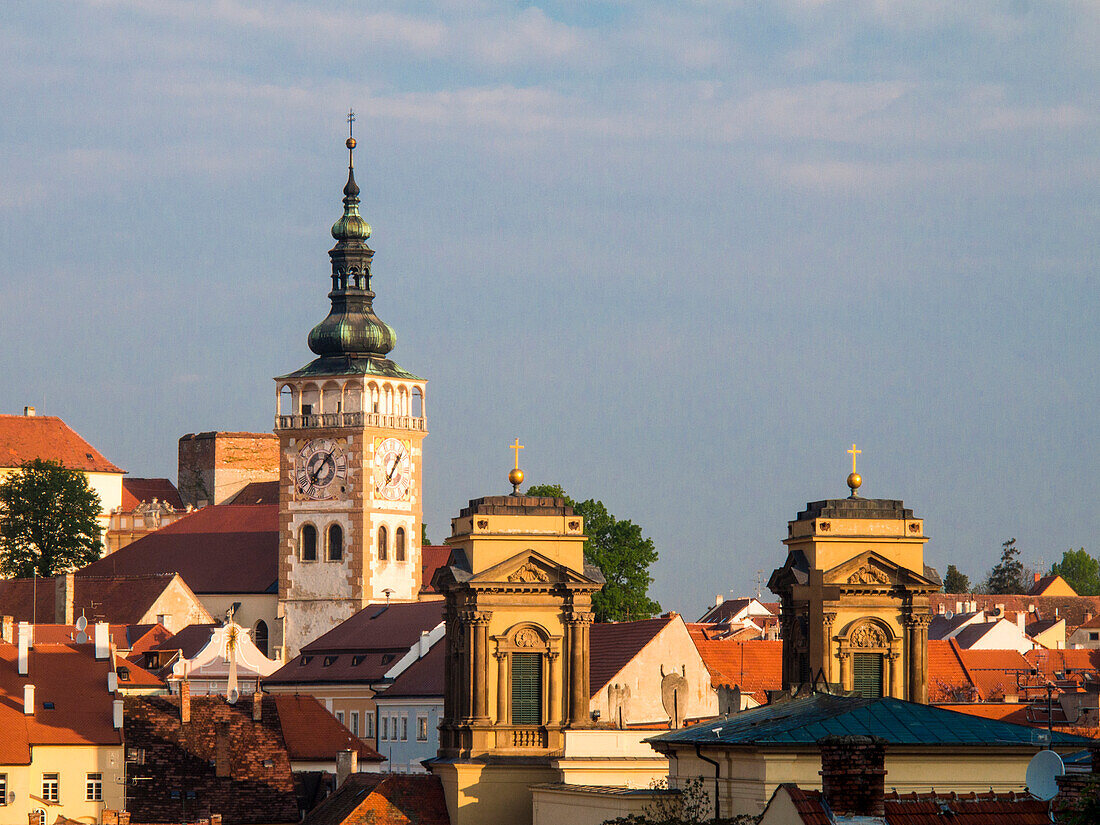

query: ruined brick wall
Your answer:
[178,433,278,508]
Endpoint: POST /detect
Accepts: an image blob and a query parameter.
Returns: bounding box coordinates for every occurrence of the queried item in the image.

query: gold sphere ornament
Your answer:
[509,467,525,487]
[346,137,357,150]
[847,472,862,492]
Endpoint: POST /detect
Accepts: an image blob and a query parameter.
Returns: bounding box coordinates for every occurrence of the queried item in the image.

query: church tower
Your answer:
[429,461,604,825]
[768,449,940,703]
[275,123,427,659]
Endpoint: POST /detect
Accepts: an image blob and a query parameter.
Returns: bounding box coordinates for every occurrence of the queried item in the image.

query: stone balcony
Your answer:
[275,412,427,432]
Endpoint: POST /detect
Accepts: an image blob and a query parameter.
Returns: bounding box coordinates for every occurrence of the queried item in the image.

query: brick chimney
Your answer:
[253,689,264,722]
[1,615,13,643]
[336,749,358,787]
[23,406,35,417]
[819,735,887,817]
[180,680,191,724]
[54,573,75,625]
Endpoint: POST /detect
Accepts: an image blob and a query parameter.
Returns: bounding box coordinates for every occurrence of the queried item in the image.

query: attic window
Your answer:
[301,655,313,665]
[43,701,55,709]
[381,654,396,665]
[323,656,338,667]
[262,759,275,768]
[118,667,131,681]
[352,655,366,666]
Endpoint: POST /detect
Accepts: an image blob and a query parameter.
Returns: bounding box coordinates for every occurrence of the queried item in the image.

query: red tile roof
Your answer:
[419,546,451,593]
[121,478,185,510]
[1029,574,1076,596]
[78,504,279,594]
[301,773,450,825]
[273,694,383,762]
[0,641,122,764]
[927,640,1030,702]
[778,786,1051,824]
[1025,647,1100,678]
[685,626,782,702]
[0,574,200,626]
[0,414,124,473]
[934,703,1032,725]
[931,594,1100,631]
[589,617,675,696]
[266,602,444,687]
[380,642,444,699]
[115,653,165,688]
[225,481,280,505]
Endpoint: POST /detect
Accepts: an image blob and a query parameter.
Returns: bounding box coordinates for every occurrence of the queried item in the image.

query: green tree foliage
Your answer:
[942,564,971,593]
[985,537,1025,595]
[0,459,103,578]
[1049,548,1100,596]
[421,522,431,546]
[527,483,660,622]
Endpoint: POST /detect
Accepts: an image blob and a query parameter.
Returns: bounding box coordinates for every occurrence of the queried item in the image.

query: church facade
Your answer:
[275,133,428,658]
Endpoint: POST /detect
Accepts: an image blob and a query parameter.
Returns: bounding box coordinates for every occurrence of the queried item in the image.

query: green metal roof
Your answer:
[650,694,1096,748]
[278,354,423,381]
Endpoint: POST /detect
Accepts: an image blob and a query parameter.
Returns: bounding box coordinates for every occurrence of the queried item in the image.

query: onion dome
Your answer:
[331,138,372,241]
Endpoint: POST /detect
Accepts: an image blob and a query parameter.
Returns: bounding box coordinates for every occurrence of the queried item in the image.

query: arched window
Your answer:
[378,526,388,561]
[412,387,424,418]
[279,385,294,416]
[328,524,343,561]
[301,525,317,561]
[254,621,269,657]
[395,527,406,561]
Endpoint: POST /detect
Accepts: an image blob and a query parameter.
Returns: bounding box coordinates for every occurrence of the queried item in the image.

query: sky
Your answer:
[1,1,1098,615]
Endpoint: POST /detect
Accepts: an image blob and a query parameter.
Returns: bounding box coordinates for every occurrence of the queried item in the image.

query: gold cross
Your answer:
[510,438,524,470]
[848,443,861,474]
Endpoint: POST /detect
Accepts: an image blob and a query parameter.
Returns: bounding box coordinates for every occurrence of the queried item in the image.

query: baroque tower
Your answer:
[768,452,940,703]
[275,127,427,659]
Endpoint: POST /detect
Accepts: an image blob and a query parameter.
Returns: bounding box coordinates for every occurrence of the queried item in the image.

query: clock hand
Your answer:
[385,453,401,484]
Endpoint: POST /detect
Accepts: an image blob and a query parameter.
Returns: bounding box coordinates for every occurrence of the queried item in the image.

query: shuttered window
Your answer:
[853,653,883,698]
[511,653,542,724]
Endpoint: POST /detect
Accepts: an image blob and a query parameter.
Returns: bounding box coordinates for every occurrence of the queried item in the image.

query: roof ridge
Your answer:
[949,638,982,700]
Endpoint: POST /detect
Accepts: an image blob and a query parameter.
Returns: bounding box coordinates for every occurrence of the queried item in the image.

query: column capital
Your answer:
[493,651,508,662]
[566,611,595,625]
[822,612,837,626]
[461,609,493,624]
[837,651,850,661]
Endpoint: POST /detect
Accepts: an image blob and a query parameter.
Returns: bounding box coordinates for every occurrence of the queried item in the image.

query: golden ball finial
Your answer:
[847,472,862,495]
[509,467,525,489]
[346,137,357,150]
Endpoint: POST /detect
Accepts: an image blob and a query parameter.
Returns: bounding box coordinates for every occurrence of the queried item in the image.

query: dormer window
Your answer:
[323,656,338,667]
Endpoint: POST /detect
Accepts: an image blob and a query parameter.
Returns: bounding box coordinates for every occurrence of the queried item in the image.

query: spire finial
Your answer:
[346,109,356,168]
[508,438,525,494]
[847,443,862,498]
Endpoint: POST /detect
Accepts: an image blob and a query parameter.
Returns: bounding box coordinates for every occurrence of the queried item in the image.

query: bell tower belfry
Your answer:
[768,449,940,703]
[274,118,428,659]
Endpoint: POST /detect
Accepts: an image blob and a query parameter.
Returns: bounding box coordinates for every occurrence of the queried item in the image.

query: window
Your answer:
[400,715,408,741]
[0,773,7,805]
[511,653,542,725]
[395,527,406,561]
[86,773,102,801]
[350,711,360,736]
[381,715,389,741]
[301,524,317,561]
[366,713,374,738]
[335,710,345,726]
[1090,632,1099,642]
[42,773,59,803]
[378,526,388,561]
[417,716,428,741]
[852,652,884,699]
[254,621,269,657]
[328,524,343,562]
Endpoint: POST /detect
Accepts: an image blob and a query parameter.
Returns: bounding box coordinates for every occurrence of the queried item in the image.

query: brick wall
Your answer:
[819,735,887,817]
[178,433,278,507]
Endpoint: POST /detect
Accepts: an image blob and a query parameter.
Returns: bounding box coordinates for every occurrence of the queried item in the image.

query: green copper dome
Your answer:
[308,296,396,357]
[331,169,372,241]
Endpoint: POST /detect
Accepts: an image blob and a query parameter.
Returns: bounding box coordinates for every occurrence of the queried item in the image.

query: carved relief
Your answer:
[509,563,550,583]
[851,624,888,648]
[848,566,890,585]
[514,628,540,648]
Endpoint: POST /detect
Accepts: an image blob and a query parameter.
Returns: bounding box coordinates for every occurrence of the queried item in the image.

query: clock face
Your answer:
[373,437,412,501]
[295,438,348,500]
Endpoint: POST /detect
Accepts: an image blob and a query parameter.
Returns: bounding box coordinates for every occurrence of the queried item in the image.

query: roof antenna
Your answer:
[383,588,393,605]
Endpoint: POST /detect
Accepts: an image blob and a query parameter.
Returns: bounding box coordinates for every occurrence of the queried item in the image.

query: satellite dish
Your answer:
[944,611,954,620]
[75,631,88,644]
[226,688,240,705]
[1026,749,1064,801]
[75,615,88,632]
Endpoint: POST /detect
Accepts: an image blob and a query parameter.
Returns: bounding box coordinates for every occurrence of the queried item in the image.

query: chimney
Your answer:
[210,817,222,825]
[54,573,75,625]
[336,749,358,787]
[715,594,724,607]
[180,679,191,724]
[24,684,35,715]
[113,698,124,730]
[28,810,44,825]
[419,630,431,657]
[95,622,110,660]
[819,735,887,817]
[23,406,35,417]
[253,689,264,722]
[17,621,31,675]
[1035,572,1042,583]
[1,615,13,643]
[108,671,118,692]
[102,810,120,825]
[937,603,945,614]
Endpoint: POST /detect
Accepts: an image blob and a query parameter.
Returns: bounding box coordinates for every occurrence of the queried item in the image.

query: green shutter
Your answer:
[853,653,884,698]
[511,653,542,724]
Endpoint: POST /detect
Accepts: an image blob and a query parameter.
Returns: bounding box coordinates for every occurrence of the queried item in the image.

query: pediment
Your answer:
[825,550,937,589]
[468,549,600,588]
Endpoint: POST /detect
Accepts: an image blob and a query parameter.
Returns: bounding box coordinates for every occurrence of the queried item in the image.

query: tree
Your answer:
[527,483,660,622]
[0,459,103,578]
[1049,548,1100,596]
[942,564,970,593]
[984,537,1025,595]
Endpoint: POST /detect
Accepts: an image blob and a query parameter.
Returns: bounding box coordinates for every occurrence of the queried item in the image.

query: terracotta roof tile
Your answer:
[78,504,279,594]
[121,478,185,510]
[0,414,124,473]
[0,574,197,626]
[224,481,280,505]
[123,694,299,825]
[779,787,1051,824]
[273,694,383,762]
[933,703,1032,725]
[685,626,782,702]
[931,594,1100,632]
[419,546,451,593]
[301,773,450,825]
[589,617,675,696]
[927,641,1030,702]
[115,653,165,687]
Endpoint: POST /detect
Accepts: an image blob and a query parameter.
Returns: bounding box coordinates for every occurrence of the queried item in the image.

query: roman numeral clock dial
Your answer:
[374,437,412,501]
[295,438,349,500]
